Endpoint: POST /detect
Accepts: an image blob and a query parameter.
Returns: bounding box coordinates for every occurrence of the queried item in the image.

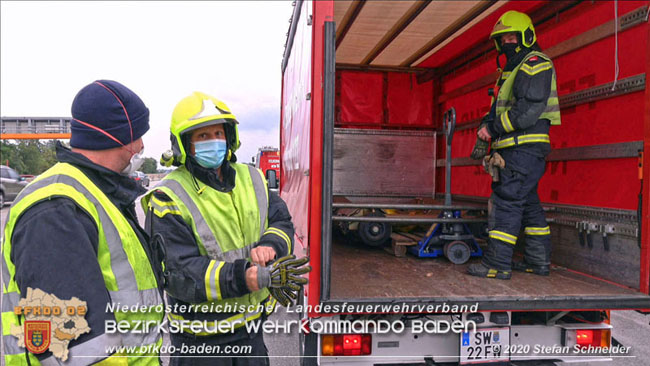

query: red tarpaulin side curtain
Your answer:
[336,71,433,127]
[437,0,648,210]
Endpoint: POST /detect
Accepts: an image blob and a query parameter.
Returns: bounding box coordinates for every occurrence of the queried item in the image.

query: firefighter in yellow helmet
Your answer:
[468,11,561,279]
[142,92,308,365]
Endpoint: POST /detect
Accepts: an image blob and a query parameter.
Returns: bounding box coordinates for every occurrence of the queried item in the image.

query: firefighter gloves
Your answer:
[483,152,506,182]
[257,255,311,307]
[269,286,299,307]
[471,138,490,160]
[471,122,491,160]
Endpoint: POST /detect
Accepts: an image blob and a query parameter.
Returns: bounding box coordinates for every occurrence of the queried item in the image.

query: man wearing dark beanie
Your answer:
[2,80,164,365]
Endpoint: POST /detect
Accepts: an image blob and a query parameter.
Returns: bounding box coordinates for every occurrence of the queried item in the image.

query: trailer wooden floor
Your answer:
[329,237,645,302]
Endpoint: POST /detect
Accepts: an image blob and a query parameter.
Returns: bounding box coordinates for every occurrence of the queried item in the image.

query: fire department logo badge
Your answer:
[25,321,51,354]
[11,288,90,361]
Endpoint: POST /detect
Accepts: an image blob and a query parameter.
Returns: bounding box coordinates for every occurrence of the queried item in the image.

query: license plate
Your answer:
[460,327,510,364]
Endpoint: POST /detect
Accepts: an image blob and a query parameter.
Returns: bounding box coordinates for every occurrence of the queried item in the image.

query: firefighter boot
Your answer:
[513,229,551,276]
[512,261,550,276]
[468,235,515,279]
[516,218,552,276]
[467,263,511,280]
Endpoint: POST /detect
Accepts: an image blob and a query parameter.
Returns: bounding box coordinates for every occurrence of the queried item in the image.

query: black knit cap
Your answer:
[70,80,149,150]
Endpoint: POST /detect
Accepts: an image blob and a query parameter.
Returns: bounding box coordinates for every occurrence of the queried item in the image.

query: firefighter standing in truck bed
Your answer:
[467,10,561,280]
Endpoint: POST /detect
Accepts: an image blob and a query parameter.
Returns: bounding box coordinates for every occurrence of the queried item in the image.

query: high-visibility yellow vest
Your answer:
[2,162,163,366]
[142,163,277,336]
[492,51,561,151]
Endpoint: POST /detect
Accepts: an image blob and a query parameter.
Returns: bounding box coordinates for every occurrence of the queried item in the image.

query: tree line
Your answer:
[0,140,159,175]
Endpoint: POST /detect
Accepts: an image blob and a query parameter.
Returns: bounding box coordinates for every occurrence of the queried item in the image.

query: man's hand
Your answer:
[251,246,276,266]
[478,125,492,141]
[246,265,260,292]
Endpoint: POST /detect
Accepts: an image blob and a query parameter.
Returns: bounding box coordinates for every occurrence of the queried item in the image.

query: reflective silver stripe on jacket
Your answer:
[1,255,10,288]
[39,332,124,366]
[543,104,561,112]
[247,164,268,237]
[109,288,162,308]
[9,175,139,292]
[122,330,161,349]
[1,334,23,356]
[496,90,558,109]
[0,266,156,357]
[0,292,22,357]
[2,172,162,356]
[1,291,19,312]
[157,168,269,261]
[156,179,225,260]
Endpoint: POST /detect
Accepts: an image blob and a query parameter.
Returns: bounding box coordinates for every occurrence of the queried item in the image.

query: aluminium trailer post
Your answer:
[444,108,456,208]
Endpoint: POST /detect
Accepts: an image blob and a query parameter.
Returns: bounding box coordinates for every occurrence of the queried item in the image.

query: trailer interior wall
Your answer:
[435,0,648,209]
[329,0,650,293]
[335,71,434,129]
[426,0,650,293]
[281,0,650,315]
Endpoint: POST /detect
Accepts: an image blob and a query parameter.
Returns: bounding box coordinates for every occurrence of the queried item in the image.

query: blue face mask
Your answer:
[193,139,227,169]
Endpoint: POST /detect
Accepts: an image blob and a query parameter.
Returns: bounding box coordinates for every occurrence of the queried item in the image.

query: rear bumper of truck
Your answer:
[312,313,617,366]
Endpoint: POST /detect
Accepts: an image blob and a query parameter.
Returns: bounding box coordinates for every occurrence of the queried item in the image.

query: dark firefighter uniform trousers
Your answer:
[483,148,551,271]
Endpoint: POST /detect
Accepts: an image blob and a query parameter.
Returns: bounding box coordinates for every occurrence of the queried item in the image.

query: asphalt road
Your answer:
[1,187,649,365]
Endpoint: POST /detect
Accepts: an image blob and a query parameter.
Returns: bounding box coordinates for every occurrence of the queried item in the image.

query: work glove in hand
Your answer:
[470,121,491,160]
[269,287,298,308]
[482,152,506,182]
[257,255,311,307]
[471,138,489,160]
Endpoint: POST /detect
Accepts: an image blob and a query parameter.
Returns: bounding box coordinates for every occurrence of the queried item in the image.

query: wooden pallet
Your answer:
[387,232,423,257]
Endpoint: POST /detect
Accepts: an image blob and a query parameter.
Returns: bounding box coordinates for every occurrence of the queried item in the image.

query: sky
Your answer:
[1,1,294,165]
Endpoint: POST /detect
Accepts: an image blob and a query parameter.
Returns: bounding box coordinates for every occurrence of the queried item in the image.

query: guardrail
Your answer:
[1,126,71,134]
[1,117,72,139]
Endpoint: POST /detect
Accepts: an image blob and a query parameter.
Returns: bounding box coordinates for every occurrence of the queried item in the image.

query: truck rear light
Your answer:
[321,334,371,356]
[334,334,343,355]
[321,335,334,355]
[576,330,594,346]
[342,334,360,354]
[566,328,611,349]
[361,334,372,354]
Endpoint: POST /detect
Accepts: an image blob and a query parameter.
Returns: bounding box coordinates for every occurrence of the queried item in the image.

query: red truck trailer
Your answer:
[255,146,281,188]
[280,1,650,364]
